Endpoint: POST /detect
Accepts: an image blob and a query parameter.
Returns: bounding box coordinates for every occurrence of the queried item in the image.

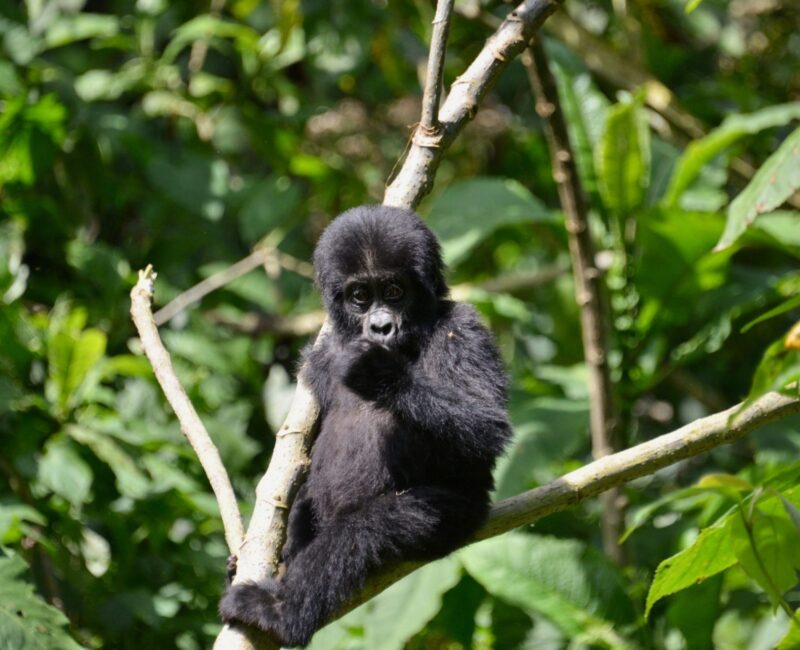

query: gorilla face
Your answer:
[313,205,447,352]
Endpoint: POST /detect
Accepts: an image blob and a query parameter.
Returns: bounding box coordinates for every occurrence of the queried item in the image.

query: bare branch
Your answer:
[523,39,625,562]
[213,344,325,649]
[153,248,313,326]
[384,0,565,208]
[334,389,800,616]
[130,266,245,553]
[419,0,456,132]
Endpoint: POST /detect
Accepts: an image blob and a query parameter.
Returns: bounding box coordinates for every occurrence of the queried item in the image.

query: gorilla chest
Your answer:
[308,392,415,514]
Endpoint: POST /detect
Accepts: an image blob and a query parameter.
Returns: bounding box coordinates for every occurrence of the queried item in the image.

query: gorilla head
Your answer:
[312,205,447,349]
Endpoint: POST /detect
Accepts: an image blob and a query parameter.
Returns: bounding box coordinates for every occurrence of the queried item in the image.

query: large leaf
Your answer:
[594,93,651,215]
[551,63,609,195]
[663,103,800,207]
[733,510,800,607]
[37,437,93,506]
[307,557,462,650]
[646,516,738,616]
[46,326,107,413]
[716,127,800,250]
[362,557,462,650]
[461,533,636,636]
[66,424,150,499]
[425,178,554,266]
[494,397,589,500]
[0,553,81,649]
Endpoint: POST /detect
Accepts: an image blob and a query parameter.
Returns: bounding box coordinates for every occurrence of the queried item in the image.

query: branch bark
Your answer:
[130,266,245,553]
[154,247,312,326]
[384,0,565,208]
[418,0,455,132]
[523,39,625,563]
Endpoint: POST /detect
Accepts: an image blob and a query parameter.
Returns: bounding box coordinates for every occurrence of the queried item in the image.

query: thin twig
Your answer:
[384,0,566,208]
[130,266,245,553]
[153,248,313,326]
[523,39,625,562]
[419,0,456,133]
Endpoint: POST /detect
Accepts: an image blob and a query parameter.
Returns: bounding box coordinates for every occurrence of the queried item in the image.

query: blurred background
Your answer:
[1,0,800,648]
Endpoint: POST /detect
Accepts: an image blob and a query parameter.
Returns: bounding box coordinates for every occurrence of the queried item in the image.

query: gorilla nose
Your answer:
[368,311,395,342]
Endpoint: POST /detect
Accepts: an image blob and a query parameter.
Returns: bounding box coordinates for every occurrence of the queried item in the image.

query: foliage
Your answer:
[0,0,799,648]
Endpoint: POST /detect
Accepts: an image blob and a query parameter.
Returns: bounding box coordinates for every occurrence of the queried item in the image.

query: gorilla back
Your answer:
[220,205,510,647]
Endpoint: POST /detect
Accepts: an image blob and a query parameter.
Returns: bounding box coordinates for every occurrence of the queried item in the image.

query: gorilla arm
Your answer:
[346,303,510,460]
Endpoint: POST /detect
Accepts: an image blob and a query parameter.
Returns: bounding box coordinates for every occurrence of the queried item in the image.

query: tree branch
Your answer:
[153,247,313,326]
[130,266,245,553]
[523,39,625,562]
[332,389,800,616]
[418,0,455,132]
[384,0,565,208]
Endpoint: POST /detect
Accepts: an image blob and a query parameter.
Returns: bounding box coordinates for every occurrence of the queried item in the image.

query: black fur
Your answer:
[219,205,510,647]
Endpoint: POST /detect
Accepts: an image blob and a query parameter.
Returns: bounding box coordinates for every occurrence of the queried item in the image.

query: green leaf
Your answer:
[162,15,259,63]
[716,127,800,250]
[0,552,81,649]
[646,516,738,617]
[733,510,800,606]
[37,437,93,506]
[495,397,588,500]
[594,93,651,215]
[426,178,554,266]
[46,326,107,413]
[745,210,800,259]
[306,558,461,650]
[663,103,800,207]
[461,533,636,636]
[551,63,609,195]
[747,338,800,401]
[44,14,119,48]
[0,95,66,186]
[362,557,462,650]
[742,293,800,333]
[666,575,722,650]
[777,613,800,650]
[66,424,150,499]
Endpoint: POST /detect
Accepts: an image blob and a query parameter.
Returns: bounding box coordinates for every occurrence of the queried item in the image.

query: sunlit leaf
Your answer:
[426,178,554,267]
[716,127,800,250]
[663,103,800,207]
[594,93,651,215]
[461,533,635,635]
[646,517,738,616]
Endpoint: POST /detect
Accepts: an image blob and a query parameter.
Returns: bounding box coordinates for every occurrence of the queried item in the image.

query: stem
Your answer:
[419,0,456,132]
[523,38,625,563]
[130,266,245,553]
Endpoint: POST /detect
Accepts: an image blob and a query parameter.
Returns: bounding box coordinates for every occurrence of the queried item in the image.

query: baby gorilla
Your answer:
[219,205,510,647]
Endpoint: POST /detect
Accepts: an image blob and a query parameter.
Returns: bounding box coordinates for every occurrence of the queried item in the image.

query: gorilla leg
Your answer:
[281,484,316,565]
[219,486,485,647]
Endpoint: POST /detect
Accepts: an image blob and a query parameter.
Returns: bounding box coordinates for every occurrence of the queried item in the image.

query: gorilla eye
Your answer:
[384,283,404,301]
[350,286,370,305]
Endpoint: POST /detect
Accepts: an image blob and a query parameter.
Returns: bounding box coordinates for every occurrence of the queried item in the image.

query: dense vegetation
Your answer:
[1,0,799,648]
